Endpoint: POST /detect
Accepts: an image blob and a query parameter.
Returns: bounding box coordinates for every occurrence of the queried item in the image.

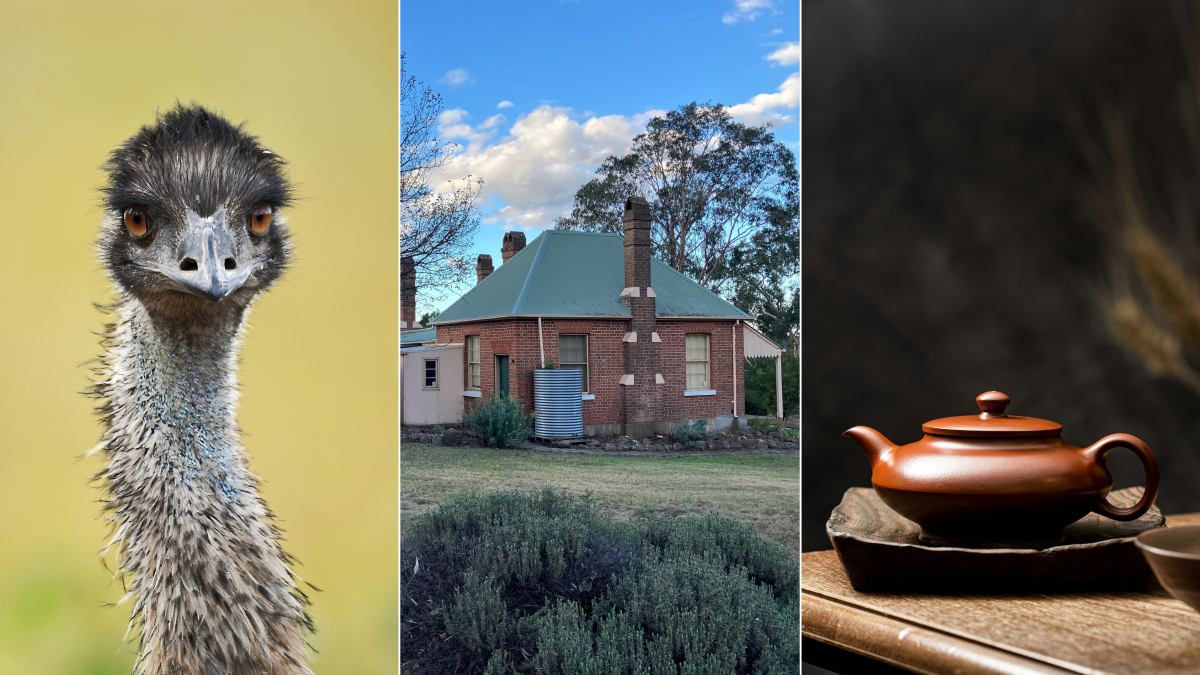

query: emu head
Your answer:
[99,104,292,312]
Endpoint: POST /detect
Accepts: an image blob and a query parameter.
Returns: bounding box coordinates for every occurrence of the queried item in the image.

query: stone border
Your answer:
[521,442,797,457]
[400,424,799,456]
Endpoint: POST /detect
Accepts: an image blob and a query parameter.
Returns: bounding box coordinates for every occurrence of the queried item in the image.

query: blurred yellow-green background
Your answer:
[0,1,397,672]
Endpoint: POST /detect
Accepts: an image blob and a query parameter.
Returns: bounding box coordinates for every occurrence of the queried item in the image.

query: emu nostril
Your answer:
[224,258,237,270]
[180,258,199,271]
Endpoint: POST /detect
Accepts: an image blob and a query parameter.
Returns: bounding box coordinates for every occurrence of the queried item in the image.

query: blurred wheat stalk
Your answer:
[1083,0,1200,395]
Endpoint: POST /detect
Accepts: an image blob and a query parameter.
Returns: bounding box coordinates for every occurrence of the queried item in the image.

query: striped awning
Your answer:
[743,324,782,358]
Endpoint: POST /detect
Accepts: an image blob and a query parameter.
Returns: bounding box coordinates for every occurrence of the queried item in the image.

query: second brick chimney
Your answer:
[501,231,526,263]
[401,255,416,329]
[621,196,659,427]
[476,254,494,284]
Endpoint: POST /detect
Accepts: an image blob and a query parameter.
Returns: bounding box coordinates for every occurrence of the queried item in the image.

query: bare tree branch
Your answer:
[401,53,482,303]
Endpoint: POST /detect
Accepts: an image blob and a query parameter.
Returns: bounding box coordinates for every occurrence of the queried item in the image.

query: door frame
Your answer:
[495,354,510,396]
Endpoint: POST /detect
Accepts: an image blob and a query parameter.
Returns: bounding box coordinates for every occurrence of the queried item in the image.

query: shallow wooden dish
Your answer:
[828,486,1164,591]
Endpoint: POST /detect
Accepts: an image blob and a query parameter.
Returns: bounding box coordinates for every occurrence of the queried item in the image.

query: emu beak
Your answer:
[160,209,255,301]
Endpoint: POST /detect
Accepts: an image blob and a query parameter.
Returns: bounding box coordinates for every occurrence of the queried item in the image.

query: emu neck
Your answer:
[99,292,311,675]
[112,297,246,496]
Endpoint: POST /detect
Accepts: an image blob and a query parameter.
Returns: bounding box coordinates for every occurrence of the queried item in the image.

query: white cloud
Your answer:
[478,114,507,130]
[727,72,799,127]
[437,108,505,147]
[429,105,663,228]
[766,42,799,66]
[436,108,473,139]
[438,108,467,125]
[441,68,471,87]
[770,28,782,34]
[723,0,772,24]
[497,100,514,109]
[429,79,798,230]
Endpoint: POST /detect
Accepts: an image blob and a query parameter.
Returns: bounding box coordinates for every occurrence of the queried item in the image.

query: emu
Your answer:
[90,104,313,674]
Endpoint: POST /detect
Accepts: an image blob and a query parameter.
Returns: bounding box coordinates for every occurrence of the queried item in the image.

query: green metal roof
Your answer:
[400,327,436,344]
[432,230,750,324]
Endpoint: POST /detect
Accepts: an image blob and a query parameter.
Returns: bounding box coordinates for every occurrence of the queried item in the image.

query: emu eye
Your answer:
[123,208,150,237]
[248,205,273,234]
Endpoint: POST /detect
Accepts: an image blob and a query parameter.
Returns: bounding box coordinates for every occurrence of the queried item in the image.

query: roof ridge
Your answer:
[512,230,551,314]
[436,230,547,314]
[542,228,622,237]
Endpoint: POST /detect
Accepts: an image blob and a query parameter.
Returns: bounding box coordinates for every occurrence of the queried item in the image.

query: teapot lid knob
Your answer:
[977,391,1010,417]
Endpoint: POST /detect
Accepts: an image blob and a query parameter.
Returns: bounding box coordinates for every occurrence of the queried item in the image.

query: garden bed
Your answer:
[401,423,799,453]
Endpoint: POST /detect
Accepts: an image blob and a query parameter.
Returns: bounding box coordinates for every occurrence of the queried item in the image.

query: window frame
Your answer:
[685,333,710,391]
[558,333,589,394]
[466,335,481,390]
[423,357,440,390]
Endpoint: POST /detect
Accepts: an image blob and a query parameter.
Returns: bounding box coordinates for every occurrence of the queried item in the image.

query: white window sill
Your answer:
[685,389,717,396]
[582,394,595,400]
[463,390,482,398]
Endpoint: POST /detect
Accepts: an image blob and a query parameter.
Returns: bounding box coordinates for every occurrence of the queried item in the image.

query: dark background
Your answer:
[803,0,1200,552]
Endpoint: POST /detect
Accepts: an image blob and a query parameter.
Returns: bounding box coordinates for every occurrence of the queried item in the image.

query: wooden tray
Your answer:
[827,486,1164,591]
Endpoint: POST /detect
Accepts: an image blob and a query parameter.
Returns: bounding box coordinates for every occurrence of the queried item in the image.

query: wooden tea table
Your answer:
[801,513,1200,675]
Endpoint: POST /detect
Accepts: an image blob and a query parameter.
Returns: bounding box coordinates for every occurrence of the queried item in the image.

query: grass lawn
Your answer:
[401,444,800,558]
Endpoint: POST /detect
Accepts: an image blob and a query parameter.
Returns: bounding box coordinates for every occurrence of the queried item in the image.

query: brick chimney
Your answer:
[621,196,659,428]
[401,255,416,329]
[476,254,494,284]
[501,231,526,263]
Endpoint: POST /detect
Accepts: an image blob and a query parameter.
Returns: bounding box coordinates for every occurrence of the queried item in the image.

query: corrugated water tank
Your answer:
[533,369,583,439]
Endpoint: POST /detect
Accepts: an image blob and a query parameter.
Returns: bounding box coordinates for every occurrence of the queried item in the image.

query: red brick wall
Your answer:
[657,321,744,420]
[435,317,746,426]
[436,319,542,415]
[545,319,627,426]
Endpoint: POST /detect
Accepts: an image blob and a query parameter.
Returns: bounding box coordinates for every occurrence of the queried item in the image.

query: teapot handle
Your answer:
[1081,433,1161,521]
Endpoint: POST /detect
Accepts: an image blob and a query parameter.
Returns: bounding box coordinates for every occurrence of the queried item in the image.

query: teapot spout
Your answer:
[843,426,898,466]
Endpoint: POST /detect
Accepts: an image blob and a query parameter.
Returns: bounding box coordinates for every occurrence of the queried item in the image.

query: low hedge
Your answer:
[401,488,798,674]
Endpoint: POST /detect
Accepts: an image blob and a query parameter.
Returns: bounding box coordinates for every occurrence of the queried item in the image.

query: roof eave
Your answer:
[430,314,750,326]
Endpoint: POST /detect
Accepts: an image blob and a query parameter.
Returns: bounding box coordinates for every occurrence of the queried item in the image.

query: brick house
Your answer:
[406,197,766,437]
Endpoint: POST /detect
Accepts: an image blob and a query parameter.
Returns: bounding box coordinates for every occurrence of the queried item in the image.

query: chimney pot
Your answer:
[476,254,494,284]
[622,196,652,290]
[501,231,527,263]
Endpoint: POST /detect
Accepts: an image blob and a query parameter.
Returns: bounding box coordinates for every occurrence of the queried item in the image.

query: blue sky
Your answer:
[401,0,799,312]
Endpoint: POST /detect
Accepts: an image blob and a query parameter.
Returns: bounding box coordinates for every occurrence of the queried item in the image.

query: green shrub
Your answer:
[672,420,709,448]
[400,489,799,674]
[432,424,445,435]
[542,361,558,369]
[444,571,508,652]
[533,551,797,674]
[636,513,798,604]
[462,393,534,448]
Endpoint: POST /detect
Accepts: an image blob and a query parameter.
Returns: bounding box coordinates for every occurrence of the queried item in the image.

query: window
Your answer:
[423,358,439,390]
[467,336,481,390]
[686,334,710,390]
[559,334,589,393]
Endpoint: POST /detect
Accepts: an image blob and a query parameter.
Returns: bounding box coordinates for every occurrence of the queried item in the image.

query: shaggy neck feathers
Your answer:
[95,294,313,675]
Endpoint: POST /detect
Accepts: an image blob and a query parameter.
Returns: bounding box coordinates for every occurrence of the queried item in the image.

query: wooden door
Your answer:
[496,355,509,396]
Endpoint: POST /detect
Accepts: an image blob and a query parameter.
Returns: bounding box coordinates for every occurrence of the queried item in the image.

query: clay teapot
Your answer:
[844,391,1160,548]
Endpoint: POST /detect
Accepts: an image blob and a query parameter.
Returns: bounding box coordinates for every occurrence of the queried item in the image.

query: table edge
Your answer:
[802,591,1084,675]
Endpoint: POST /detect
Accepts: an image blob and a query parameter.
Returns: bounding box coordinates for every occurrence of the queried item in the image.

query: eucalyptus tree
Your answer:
[554,102,797,302]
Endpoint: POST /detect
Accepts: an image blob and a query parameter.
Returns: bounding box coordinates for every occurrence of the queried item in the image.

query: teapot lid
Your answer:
[922,391,1062,437]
